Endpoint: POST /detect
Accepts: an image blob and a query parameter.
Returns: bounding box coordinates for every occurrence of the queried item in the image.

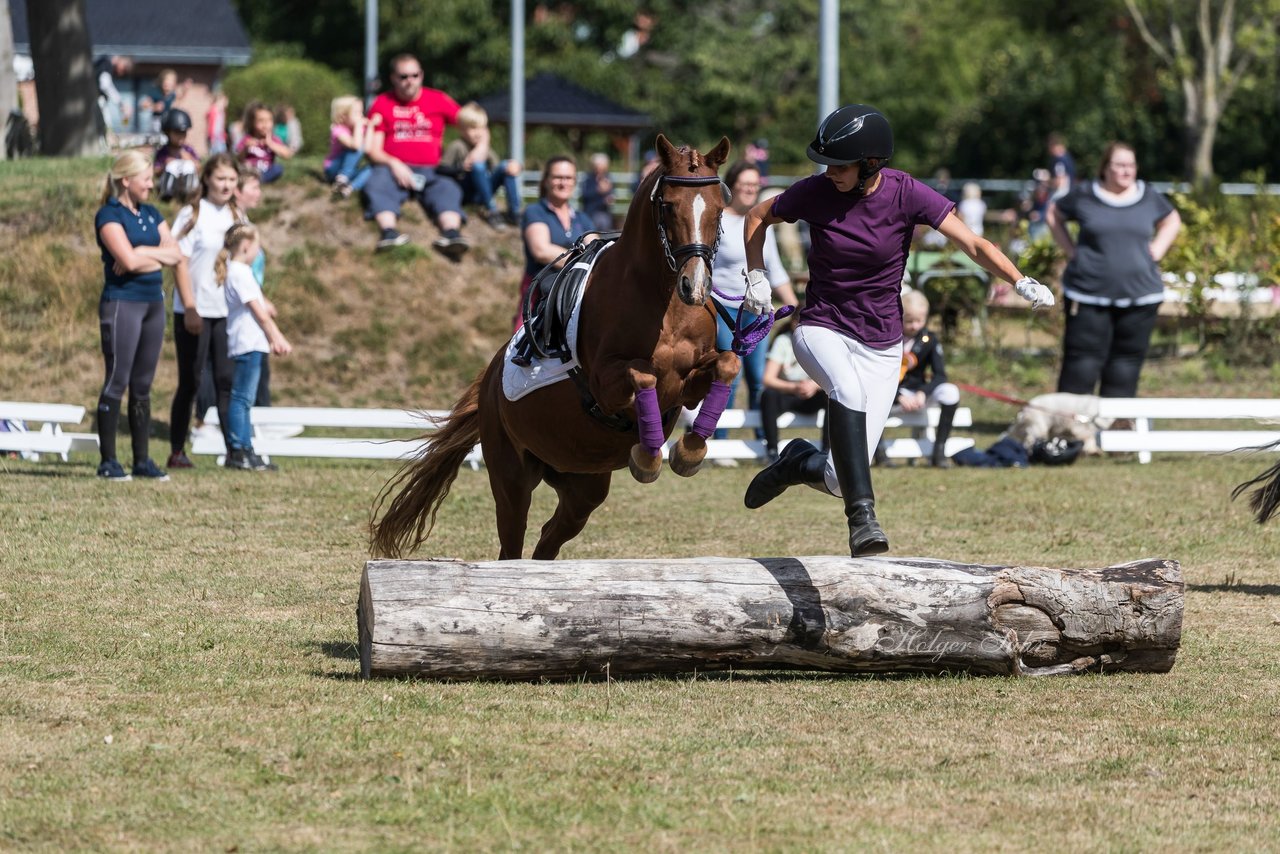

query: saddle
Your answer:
[511,233,618,367]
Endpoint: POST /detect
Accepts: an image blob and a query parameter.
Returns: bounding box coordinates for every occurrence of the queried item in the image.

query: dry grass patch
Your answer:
[3,446,1280,849]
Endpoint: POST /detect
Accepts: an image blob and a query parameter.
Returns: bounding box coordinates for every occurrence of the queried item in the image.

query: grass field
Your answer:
[4,154,1280,849]
[3,442,1279,851]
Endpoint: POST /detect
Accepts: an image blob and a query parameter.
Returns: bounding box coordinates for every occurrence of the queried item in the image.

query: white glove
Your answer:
[1014,276,1056,310]
[742,268,772,316]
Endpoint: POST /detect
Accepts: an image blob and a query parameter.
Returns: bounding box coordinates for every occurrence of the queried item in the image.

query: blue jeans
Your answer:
[712,304,767,439]
[228,351,264,451]
[460,159,521,215]
[324,149,371,190]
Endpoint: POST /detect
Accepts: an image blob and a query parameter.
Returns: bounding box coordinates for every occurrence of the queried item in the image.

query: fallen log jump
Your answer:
[358,556,1183,680]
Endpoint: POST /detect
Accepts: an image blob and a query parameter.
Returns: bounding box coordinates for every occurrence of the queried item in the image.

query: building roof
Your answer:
[10,0,252,66]
[479,72,651,131]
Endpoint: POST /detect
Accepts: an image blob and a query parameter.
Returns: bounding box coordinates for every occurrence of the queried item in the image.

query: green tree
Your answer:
[1123,0,1280,186]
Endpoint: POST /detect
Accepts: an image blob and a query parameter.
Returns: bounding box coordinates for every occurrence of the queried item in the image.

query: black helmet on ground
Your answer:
[806,104,893,167]
[161,109,192,133]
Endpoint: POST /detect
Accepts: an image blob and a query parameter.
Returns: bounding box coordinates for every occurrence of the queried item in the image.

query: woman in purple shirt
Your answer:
[741,105,1055,557]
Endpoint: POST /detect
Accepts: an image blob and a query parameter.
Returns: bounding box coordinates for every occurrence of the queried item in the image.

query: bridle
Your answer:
[649,173,730,272]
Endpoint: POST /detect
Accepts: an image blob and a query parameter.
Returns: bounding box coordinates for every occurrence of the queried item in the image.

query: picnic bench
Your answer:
[0,401,98,461]
[1096,398,1280,464]
[193,406,483,468]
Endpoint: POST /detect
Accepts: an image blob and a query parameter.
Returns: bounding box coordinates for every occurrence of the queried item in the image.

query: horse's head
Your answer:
[649,133,732,305]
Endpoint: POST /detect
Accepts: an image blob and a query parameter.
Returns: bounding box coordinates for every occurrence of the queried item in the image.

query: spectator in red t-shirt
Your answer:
[363,53,468,259]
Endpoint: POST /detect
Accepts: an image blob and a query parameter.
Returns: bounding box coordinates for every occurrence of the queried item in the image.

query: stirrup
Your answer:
[510,336,535,367]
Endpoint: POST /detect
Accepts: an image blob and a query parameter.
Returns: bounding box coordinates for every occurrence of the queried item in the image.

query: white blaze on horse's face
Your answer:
[690,193,706,245]
[677,192,711,303]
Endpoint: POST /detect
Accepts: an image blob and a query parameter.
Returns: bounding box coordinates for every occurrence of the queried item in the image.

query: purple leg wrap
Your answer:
[634,386,665,456]
[692,380,732,439]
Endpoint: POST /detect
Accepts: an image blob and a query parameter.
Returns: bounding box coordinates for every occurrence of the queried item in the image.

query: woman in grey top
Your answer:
[1047,142,1181,397]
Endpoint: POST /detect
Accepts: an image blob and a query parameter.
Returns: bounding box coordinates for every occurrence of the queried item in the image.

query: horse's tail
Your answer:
[1231,439,1280,524]
[369,376,484,557]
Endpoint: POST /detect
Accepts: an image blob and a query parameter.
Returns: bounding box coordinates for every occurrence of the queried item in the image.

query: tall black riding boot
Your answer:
[96,395,121,462]
[828,402,890,557]
[128,395,151,465]
[743,439,829,509]
[930,402,958,468]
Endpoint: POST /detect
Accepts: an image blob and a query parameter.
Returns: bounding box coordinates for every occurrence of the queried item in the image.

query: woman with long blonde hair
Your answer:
[93,150,184,481]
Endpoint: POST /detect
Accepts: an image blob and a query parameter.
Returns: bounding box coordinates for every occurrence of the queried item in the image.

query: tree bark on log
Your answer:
[358,556,1183,680]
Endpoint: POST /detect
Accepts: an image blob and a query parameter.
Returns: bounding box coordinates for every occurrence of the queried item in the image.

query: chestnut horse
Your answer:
[371,135,740,559]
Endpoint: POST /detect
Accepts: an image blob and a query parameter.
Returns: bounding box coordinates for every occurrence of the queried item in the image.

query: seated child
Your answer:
[215,223,292,472]
[323,95,374,199]
[273,103,303,154]
[153,109,200,202]
[439,102,523,229]
[759,316,829,464]
[885,289,962,468]
[236,101,292,184]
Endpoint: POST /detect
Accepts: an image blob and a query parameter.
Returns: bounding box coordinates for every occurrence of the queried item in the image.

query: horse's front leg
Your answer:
[670,350,740,478]
[623,362,665,484]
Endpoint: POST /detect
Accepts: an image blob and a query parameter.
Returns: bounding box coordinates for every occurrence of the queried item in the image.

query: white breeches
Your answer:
[894,381,961,410]
[792,324,902,495]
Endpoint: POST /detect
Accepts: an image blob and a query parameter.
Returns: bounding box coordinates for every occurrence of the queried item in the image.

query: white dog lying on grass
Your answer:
[1006,393,1113,456]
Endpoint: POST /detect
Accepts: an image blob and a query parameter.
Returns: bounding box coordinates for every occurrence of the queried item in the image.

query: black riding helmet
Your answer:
[161,109,192,133]
[807,104,893,166]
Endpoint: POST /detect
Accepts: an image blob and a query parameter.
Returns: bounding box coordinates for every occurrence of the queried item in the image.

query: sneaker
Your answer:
[97,459,132,481]
[247,452,279,472]
[132,458,171,481]
[225,448,255,471]
[166,451,195,469]
[484,209,508,231]
[376,230,411,252]
[431,235,470,262]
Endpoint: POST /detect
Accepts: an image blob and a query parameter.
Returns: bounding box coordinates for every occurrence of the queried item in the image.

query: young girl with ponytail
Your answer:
[215,223,293,471]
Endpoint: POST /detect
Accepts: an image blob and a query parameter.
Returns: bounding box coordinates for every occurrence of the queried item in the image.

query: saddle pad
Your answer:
[501,242,612,402]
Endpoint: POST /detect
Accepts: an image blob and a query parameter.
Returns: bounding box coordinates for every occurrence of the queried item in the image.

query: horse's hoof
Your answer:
[669,434,707,478]
[629,444,662,483]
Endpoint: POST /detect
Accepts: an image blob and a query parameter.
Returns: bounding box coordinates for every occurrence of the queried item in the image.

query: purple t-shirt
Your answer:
[772,168,954,347]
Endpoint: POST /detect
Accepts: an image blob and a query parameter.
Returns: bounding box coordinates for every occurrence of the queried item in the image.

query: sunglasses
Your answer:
[394,72,422,80]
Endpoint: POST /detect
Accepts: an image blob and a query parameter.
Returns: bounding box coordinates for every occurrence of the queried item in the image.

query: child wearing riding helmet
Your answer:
[153,108,200,202]
[741,104,1055,557]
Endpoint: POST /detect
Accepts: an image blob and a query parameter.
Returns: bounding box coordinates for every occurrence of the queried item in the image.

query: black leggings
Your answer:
[98,299,165,463]
[99,299,166,401]
[760,387,829,452]
[169,312,233,452]
[1057,300,1160,398]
